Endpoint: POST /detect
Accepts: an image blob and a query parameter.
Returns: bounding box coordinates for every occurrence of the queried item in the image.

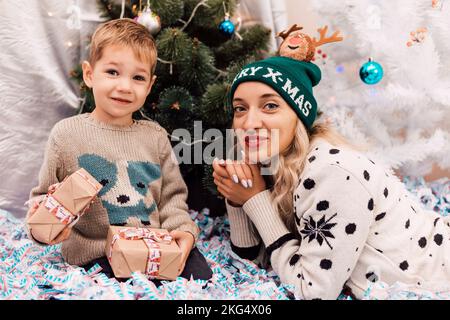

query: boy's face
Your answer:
[82,44,156,125]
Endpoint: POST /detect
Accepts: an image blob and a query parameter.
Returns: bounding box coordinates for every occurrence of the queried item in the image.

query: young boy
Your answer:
[26,19,212,281]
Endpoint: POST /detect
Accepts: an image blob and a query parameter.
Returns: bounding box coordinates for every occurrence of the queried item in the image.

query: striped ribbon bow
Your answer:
[109,228,173,278]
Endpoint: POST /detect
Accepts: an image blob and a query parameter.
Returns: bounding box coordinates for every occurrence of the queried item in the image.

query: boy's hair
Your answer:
[89,18,157,74]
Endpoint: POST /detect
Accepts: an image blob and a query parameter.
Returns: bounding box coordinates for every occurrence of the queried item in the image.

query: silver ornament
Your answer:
[136,7,161,35]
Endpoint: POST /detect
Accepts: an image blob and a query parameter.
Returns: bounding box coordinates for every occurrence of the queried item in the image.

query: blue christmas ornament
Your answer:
[359,58,383,85]
[219,14,235,36]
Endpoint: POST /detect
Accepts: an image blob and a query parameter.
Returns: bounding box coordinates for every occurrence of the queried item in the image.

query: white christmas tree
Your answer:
[308,0,450,177]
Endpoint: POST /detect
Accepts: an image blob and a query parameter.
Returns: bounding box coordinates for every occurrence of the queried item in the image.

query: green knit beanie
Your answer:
[229,56,321,129]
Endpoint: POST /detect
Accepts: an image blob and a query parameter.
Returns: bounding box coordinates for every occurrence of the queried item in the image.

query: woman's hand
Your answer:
[170,230,195,276]
[212,158,266,206]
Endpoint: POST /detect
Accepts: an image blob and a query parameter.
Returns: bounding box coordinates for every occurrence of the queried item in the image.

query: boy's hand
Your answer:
[27,200,41,218]
[28,201,73,244]
[26,183,60,217]
[28,182,72,245]
[169,230,195,276]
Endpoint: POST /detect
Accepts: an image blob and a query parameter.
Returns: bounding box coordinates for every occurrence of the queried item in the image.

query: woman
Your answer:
[212,56,450,299]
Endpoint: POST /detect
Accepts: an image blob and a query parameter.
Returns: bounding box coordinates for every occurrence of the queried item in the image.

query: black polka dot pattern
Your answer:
[399,260,409,271]
[375,212,386,221]
[405,219,410,229]
[345,223,356,235]
[434,234,443,246]
[363,170,370,181]
[329,149,340,154]
[289,254,301,266]
[320,259,332,270]
[316,200,329,211]
[418,237,427,248]
[285,142,445,294]
[368,199,374,211]
[303,178,315,190]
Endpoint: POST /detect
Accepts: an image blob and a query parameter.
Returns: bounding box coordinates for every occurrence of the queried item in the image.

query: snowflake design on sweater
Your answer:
[300,213,337,250]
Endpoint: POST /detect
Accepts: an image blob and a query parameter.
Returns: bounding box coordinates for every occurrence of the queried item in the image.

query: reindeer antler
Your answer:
[312,26,343,47]
[276,24,304,40]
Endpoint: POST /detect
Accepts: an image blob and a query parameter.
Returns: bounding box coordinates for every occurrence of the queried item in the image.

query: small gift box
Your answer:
[27,168,102,244]
[105,226,182,280]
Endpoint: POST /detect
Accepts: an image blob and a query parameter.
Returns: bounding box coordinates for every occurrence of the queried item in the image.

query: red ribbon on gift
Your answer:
[108,228,173,278]
[43,195,76,225]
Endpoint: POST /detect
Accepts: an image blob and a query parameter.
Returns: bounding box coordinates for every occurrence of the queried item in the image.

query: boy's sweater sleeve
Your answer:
[28,132,63,209]
[243,164,372,300]
[226,200,261,260]
[158,132,199,243]
[26,129,64,244]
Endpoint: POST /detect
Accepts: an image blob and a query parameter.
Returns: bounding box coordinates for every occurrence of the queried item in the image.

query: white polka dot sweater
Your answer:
[26,114,199,266]
[227,138,450,300]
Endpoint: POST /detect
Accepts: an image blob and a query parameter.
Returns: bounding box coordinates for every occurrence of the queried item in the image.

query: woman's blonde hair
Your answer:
[271,120,361,235]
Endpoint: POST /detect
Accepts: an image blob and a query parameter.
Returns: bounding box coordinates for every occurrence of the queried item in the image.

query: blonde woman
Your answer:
[212,56,450,299]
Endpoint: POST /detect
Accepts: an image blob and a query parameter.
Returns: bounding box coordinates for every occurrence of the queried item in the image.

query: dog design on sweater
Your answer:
[78,154,160,226]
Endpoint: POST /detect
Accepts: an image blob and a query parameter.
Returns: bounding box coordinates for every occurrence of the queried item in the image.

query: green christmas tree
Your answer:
[72,0,271,214]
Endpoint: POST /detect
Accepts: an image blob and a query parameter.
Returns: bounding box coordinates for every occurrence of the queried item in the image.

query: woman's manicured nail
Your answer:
[241,179,248,188]
[247,179,253,188]
[232,174,239,184]
[219,159,225,165]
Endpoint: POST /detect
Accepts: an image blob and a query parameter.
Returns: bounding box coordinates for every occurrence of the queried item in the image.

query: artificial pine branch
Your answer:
[214,25,271,68]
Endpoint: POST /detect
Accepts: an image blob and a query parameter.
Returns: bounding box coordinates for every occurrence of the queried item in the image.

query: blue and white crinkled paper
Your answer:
[0,177,449,300]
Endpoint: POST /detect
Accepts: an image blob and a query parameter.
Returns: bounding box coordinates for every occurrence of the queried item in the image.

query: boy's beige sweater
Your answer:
[26,113,198,266]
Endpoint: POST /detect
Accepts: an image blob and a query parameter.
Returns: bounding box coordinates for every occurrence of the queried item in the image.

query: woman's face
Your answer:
[232,81,298,163]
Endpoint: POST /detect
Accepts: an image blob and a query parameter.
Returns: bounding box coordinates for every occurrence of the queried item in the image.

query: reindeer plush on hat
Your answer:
[276,24,343,62]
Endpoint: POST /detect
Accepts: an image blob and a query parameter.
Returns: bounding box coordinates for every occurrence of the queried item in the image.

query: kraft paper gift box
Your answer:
[106,226,182,280]
[27,168,102,244]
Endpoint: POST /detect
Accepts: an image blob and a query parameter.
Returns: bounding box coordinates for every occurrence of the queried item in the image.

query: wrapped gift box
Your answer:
[106,226,182,280]
[27,168,102,244]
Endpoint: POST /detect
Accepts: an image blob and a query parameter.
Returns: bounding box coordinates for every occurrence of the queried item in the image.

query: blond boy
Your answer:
[26,19,211,280]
